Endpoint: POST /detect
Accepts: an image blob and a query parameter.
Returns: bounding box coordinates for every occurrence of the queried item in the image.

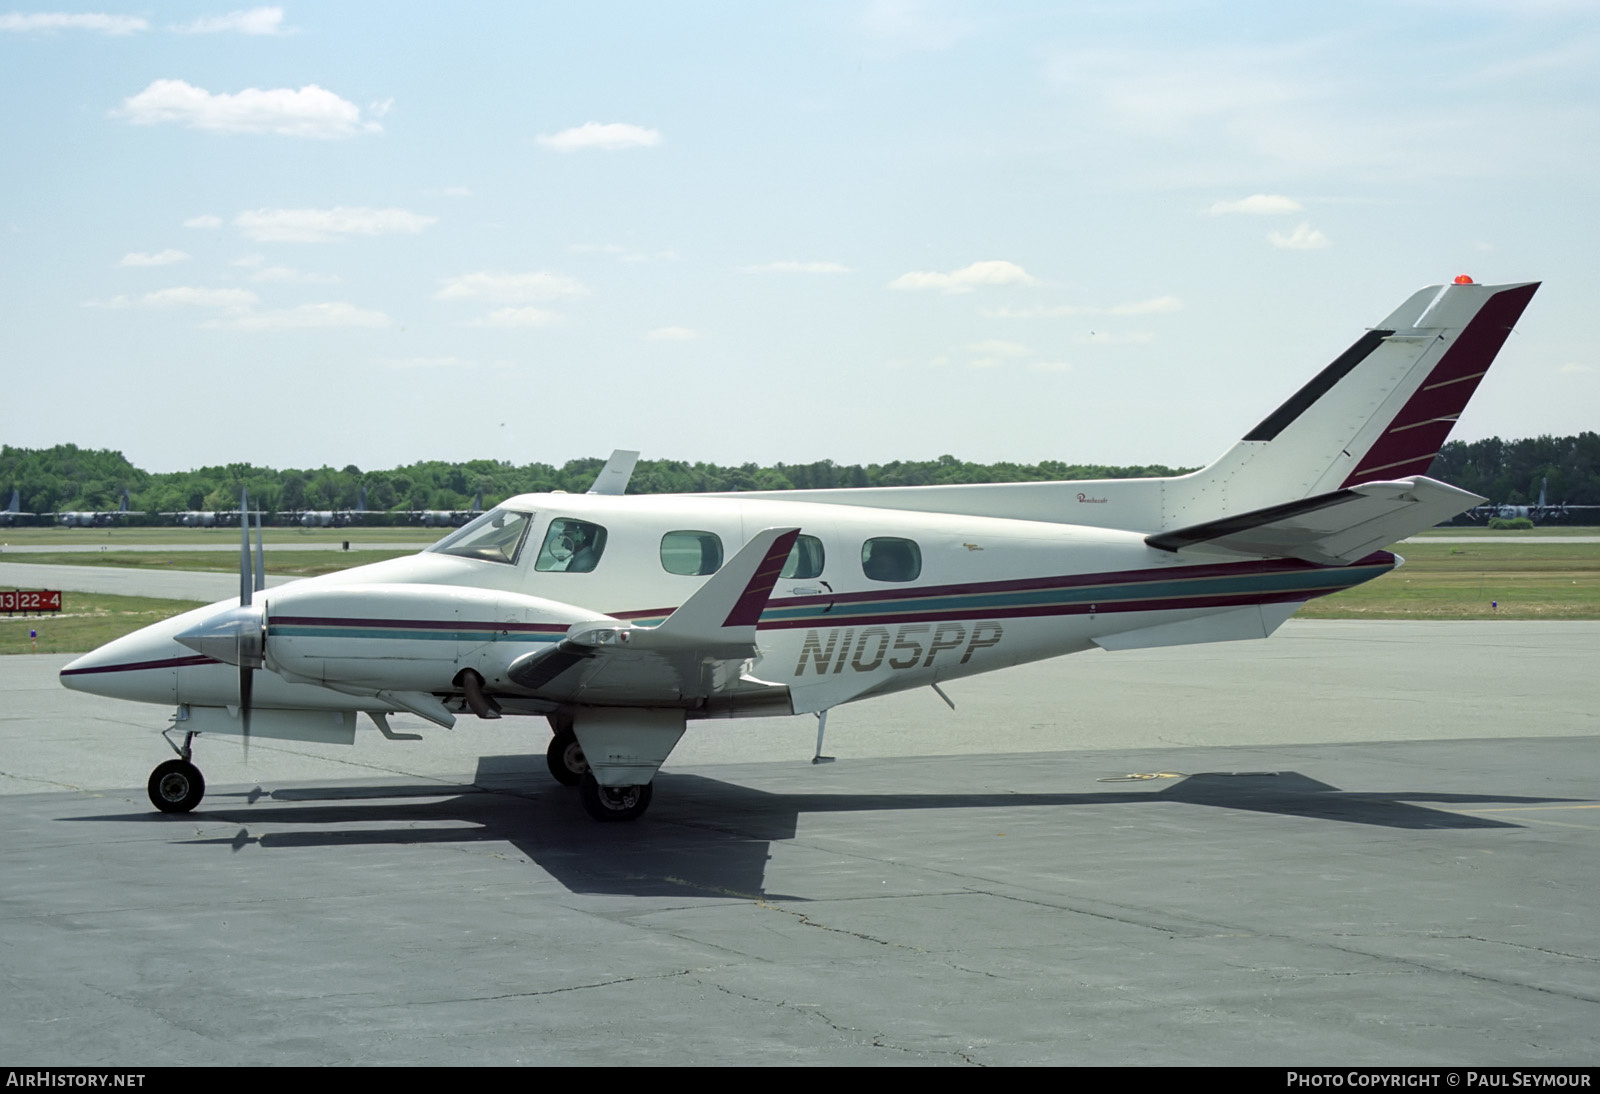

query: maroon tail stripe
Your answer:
[1343,283,1539,486]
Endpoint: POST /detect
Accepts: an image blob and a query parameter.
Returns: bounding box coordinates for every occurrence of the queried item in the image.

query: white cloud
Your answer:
[0,12,146,34]
[536,122,662,152]
[462,307,562,328]
[1206,194,1302,216]
[889,259,1038,293]
[119,249,189,267]
[1268,222,1332,250]
[184,214,223,229]
[206,302,391,330]
[170,7,287,35]
[116,80,380,139]
[741,260,853,274]
[647,326,698,341]
[235,207,436,243]
[1558,362,1595,375]
[1108,295,1183,316]
[141,286,258,309]
[436,271,587,302]
[250,265,341,284]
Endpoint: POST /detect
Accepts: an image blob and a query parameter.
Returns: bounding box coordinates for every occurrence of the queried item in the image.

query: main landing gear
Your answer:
[148,731,205,813]
[545,729,588,787]
[577,772,652,822]
[546,718,654,822]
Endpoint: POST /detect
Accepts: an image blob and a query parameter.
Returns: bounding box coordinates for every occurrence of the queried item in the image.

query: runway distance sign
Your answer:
[1,590,62,613]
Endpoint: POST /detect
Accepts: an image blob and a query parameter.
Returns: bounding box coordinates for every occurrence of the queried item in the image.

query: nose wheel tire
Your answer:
[546,731,588,787]
[578,771,652,822]
[148,759,205,814]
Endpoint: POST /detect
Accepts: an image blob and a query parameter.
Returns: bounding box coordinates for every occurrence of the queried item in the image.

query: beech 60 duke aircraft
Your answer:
[61,278,1539,822]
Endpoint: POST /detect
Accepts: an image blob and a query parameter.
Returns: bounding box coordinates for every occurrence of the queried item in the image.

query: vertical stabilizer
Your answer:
[1161,280,1538,529]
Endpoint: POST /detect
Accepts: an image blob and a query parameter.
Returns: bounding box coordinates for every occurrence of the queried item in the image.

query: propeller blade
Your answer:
[238,662,252,758]
[239,487,252,608]
[253,506,265,593]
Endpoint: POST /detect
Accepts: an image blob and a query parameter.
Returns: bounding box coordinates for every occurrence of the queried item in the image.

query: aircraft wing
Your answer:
[506,526,799,704]
[1146,476,1483,565]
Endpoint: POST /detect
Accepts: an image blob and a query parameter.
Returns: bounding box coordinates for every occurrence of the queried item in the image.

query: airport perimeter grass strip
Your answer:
[2,592,207,655]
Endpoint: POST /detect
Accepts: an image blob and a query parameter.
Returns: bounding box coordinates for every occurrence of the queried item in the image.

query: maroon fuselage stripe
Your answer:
[60,653,216,677]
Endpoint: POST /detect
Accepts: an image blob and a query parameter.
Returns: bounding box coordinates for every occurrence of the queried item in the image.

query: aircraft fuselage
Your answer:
[62,491,1390,723]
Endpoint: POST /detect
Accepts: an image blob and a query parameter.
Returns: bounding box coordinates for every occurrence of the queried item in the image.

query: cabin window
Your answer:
[535,518,609,573]
[780,534,826,579]
[861,537,921,582]
[427,508,534,565]
[660,530,723,576]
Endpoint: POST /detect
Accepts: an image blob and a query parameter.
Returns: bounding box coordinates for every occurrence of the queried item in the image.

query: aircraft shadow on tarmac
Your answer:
[63,755,1586,900]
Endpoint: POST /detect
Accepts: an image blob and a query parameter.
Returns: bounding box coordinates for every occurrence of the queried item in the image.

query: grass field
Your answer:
[1295,540,1599,619]
[1,592,207,655]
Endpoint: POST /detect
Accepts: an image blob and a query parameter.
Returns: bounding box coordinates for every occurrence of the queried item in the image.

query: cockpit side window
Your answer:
[660,530,723,576]
[861,537,921,582]
[535,518,609,573]
[426,508,533,565]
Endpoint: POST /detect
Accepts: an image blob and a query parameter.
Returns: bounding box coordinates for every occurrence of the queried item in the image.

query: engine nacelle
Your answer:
[261,582,608,694]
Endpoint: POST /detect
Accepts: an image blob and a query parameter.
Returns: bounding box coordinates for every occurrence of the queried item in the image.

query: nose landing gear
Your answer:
[148,759,205,813]
[148,729,205,814]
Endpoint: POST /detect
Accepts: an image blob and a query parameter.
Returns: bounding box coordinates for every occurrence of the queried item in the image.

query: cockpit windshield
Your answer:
[426,507,534,565]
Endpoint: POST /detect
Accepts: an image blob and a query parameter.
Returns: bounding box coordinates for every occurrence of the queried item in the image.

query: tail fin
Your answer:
[1164,280,1538,527]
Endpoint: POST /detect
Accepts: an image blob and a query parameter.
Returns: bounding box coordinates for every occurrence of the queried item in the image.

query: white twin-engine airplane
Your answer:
[62,278,1539,822]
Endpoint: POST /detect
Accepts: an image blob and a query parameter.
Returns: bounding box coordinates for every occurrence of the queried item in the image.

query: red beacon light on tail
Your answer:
[1454,274,1475,284]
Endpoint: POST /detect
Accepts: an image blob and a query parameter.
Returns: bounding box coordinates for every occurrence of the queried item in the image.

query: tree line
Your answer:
[2,434,1596,524]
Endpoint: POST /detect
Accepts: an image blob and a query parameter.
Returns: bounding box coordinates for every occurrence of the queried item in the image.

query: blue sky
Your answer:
[3,2,1595,474]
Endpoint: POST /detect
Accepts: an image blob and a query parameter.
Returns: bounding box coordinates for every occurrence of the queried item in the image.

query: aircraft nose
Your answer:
[59,625,188,704]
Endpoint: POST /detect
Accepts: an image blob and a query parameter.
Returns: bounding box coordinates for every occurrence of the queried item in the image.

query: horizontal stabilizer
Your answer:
[1146,476,1482,565]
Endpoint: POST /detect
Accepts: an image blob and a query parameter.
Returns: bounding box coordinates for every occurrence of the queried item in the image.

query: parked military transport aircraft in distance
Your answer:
[60,278,1539,823]
[1465,477,1600,524]
[1,488,32,526]
[57,489,140,527]
[416,490,487,528]
[297,487,369,528]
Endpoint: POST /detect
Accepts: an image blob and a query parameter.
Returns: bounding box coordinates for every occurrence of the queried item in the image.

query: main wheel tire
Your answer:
[546,731,588,787]
[578,771,652,822]
[148,759,205,814]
